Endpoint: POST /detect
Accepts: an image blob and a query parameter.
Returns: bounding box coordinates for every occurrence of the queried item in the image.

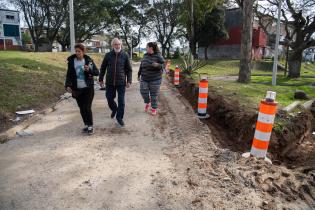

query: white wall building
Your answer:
[0,8,21,50]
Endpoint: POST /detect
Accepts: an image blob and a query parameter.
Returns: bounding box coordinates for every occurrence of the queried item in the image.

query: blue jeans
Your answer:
[106,85,126,120]
[140,79,162,109]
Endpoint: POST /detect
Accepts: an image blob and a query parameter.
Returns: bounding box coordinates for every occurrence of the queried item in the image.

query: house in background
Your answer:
[0,8,22,50]
[84,34,112,53]
[198,8,269,60]
[303,47,315,62]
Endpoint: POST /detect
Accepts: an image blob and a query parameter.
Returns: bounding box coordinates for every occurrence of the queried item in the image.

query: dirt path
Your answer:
[0,63,314,210]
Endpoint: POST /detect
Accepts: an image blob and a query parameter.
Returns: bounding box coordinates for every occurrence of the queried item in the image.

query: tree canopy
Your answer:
[255,0,315,78]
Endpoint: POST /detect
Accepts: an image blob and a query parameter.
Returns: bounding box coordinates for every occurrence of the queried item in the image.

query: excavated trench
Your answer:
[168,71,315,169]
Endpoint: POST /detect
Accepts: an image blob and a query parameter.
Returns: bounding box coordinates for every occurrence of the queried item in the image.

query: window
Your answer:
[6,15,15,20]
[3,24,20,37]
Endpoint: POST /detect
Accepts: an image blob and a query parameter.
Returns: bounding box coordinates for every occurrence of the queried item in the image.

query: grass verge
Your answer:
[0,51,104,131]
[170,59,315,108]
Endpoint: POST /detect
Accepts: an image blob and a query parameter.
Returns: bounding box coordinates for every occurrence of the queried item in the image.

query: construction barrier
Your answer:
[165,60,171,73]
[174,65,180,86]
[250,91,278,159]
[197,76,209,118]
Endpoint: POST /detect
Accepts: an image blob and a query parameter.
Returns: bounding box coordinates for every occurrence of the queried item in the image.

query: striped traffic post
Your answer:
[174,65,180,86]
[197,75,210,119]
[165,60,171,80]
[242,91,278,163]
[165,60,171,73]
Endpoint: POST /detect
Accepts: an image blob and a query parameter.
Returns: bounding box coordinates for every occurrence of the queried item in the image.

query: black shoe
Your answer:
[87,127,94,135]
[111,111,117,119]
[82,126,88,133]
[117,119,125,127]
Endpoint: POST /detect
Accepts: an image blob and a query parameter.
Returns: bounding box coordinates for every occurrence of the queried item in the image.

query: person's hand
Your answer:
[84,65,89,72]
[66,87,72,93]
[126,82,131,88]
[99,81,105,88]
[152,62,160,68]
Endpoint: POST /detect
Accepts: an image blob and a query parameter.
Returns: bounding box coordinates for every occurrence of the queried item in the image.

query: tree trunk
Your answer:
[238,0,253,83]
[47,42,53,52]
[284,45,289,76]
[288,50,302,78]
[204,46,208,60]
[61,44,67,52]
[166,47,170,59]
[190,40,197,59]
[161,45,166,58]
[34,40,39,52]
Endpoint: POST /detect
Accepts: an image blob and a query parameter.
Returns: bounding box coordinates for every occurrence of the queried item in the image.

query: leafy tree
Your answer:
[180,0,223,58]
[147,0,182,58]
[106,0,149,54]
[198,6,228,60]
[42,0,68,51]
[57,0,110,51]
[255,0,315,78]
[11,0,46,51]
[22,32,32,46]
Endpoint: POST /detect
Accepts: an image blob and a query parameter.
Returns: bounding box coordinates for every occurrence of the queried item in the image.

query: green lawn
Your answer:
[0,51,104,120]
[170,58,315,108]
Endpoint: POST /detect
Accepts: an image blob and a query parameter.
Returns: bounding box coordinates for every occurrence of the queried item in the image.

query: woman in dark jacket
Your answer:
[138,42,165,115]
[65,43,99,135]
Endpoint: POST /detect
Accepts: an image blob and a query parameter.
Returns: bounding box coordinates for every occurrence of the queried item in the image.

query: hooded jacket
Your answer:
[65,54,99,90]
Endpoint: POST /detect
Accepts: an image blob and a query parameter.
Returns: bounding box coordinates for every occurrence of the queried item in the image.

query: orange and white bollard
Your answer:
[243,91,278,163]
[174,65,180,86]
[165,60,171,73]
[197,75,210,119]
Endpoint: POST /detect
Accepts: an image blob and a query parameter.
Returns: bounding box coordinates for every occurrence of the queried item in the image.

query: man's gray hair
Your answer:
[111,38,122,46]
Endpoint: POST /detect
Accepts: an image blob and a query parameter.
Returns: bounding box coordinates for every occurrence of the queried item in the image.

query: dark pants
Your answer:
[140,79,162,109]
[106,85,126,120]
[75,87,94,126]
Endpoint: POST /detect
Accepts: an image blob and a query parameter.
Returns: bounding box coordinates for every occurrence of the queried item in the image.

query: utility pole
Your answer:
[190,0,195,57]
[130,36,133,60]
[272,0,281,86]
[69,0,75,53]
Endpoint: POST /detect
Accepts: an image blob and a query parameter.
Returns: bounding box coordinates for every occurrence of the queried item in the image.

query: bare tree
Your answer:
[0,0,7,8]
[147,0,182,57]
[11,0,46,51]
[255,0,315,78]
[106,0,149,54]
[41,0,68,51]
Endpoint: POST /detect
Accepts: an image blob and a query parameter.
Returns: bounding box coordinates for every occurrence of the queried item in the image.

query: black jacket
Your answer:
[65,54,99,90]
[99,50,132,86]
[138,52,165,81]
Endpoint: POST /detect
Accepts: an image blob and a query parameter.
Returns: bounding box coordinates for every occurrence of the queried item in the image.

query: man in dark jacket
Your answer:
[99,38,132,127]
